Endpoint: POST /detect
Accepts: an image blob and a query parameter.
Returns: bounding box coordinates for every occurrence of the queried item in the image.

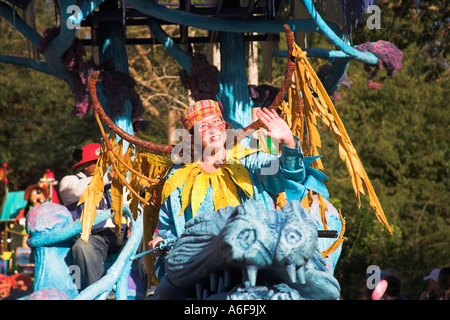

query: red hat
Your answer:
[24,184,49,201]
[72,143,101,170]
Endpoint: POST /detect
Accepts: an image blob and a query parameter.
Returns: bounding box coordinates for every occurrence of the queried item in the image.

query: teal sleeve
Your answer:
[243,135,307,197]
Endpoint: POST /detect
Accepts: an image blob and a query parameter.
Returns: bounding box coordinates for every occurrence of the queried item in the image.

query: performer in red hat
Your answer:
[71,143,102,172]
[59,142,128,290]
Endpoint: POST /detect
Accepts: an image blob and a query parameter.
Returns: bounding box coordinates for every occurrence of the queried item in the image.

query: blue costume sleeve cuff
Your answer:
[280,136,306,182]
[280,135,302,157]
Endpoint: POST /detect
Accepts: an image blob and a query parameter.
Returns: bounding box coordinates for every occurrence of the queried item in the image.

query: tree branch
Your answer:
[145,93,188,111]
[147,18,192,74]
[44,0,105,76]
[0,55,61,78]
[0,1,42,47]
[128,0,321,33]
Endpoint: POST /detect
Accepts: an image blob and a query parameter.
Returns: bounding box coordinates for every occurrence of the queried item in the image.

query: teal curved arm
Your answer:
[27,209,112,248]
[322,57,351,94]
[0,56,60,79]
[128,0,318,33]
[147,19,191,74]
[75,211,143,300]
[299,0,378,65]
[305,48,352,60]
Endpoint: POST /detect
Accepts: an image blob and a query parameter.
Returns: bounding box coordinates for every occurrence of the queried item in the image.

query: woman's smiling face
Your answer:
[193,114,227,151]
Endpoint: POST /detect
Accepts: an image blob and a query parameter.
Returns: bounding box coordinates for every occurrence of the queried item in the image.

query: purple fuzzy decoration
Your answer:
[179,53,220,101]
[355,40,403,90]
[248,84,280,108]
[356,41,403,77]
[38,27,144,130]
[316,64,353,101]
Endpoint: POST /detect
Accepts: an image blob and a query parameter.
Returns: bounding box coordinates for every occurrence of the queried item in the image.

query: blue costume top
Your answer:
[157,136,329,243]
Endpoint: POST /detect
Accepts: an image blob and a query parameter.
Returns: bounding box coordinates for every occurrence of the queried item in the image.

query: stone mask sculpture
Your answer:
[153,199,340,300]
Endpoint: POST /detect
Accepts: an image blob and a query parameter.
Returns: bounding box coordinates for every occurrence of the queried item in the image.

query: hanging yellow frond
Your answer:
[317,194,329,230]
[79,111,173,243]
[289,43,393,234]
[280,100,293,129]
[128,147,141,220]
[142,164,169,288]
[321,209,347,259]
[111,139,124,237]
[140,152,174,168]
[78,141,109,243]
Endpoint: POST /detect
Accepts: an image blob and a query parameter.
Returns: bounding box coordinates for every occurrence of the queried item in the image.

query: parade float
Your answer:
[0,0,401,300]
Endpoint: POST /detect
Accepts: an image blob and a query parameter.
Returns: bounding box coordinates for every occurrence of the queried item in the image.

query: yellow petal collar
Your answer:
[161,146,257,217]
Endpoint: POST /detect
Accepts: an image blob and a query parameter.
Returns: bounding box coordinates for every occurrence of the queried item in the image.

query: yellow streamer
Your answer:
[288,43,392,234]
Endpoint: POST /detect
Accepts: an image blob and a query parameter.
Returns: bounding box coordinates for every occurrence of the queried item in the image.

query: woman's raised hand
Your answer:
[256,108,296,148]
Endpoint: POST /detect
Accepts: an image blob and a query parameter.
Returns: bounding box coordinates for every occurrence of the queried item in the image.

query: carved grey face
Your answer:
[283,226,302,245]
[220,205,281,268]
[274,209,317,267]
[235,228,256,249]
[163,200,340,300]
[219,199,317,274]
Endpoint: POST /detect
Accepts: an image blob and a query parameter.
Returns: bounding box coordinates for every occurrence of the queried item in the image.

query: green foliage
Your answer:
[0,7,183,196]
[311,1,449,299]
[0,9,100,196]
[352,0,449,81]
[0,60,99,192]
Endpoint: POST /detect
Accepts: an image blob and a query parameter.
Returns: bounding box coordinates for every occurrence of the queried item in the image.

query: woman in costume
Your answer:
[148,99,327,251]
[14,184,49,248]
